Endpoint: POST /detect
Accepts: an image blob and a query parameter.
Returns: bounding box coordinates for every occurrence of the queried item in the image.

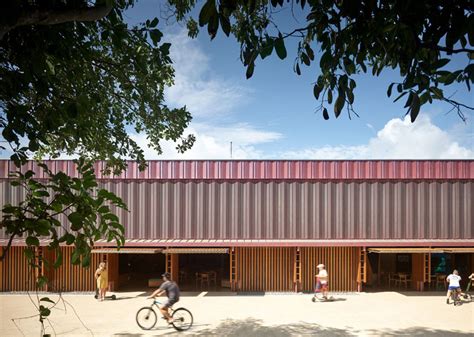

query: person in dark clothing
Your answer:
[148,272,180,323]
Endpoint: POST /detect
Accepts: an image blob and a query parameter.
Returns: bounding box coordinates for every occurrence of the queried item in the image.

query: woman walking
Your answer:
[95,262,108,301]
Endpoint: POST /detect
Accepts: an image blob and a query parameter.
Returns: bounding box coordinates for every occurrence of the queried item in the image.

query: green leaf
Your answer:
[33,190,50,197]
[103,213,119,222]
[393,91,408,103]
[149,29,163,46]
[322,107,329,120]
[219,14,231,37]
[54,251,63,268]
[404,92,414,108]
[387,83,395,97]
[260,38,274,59]
[274,34,287,60]
[199,0,216,26]
[64,233,76,245]
[82,254,91,267]
[429,87,443,99]
[149,17,159,28]
[37,219,51,236]
[98,205,110,214]
[313,84,323,100]
[45,58,55,75]
[410,93,420,122]
[334,93,345,118]
[295,63,301,75]
[26,236,40,247]
[305,45,314,61]
[246,62,255,79]
[435,58,450,69]
[320,51,332,69]
[37,276,48,288]
[301,52,310,66]
[40,297,55,304]
[39,305,51,318]
[68,212,84,230]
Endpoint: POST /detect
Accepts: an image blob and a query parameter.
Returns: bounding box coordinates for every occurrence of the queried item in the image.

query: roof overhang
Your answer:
[162,248,229,254]
[369,247,474,254]
[91,248,162,254]
[2,239,474,248]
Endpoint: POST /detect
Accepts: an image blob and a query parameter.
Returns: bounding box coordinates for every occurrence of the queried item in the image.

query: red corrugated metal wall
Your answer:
[1,180,472,241]
[1,160,472,180]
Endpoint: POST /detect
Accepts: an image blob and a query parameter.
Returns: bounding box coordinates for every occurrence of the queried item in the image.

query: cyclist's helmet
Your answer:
[162,272,171,279]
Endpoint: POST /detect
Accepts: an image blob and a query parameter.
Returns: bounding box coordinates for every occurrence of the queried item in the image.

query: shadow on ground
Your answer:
[113,318,474,336]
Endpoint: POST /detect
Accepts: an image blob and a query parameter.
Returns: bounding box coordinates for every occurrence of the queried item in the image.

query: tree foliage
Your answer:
[1,0,195,173]
[1,158,126,265]
[170,0,474,121]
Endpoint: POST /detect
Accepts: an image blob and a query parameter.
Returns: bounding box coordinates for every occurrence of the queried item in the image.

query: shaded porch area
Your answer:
[364,248,474,292]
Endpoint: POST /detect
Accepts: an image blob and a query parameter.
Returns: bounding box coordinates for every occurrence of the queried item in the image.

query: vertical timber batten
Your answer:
[300,247,359,292]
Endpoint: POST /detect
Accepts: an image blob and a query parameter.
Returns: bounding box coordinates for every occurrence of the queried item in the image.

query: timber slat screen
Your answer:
[235,247,295,292]
[0,246,37,291]
[300,247,360,292]
[0,247,107,292]
[46,247,105,292]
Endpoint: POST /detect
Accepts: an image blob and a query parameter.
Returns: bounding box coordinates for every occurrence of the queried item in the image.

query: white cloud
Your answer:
[165,30,248,118]
[130,123,282,159]
[280,115,474,159]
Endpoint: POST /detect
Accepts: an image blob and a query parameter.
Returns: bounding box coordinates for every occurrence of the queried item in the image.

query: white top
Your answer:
[318,269,328,284]
[447,274,461,287]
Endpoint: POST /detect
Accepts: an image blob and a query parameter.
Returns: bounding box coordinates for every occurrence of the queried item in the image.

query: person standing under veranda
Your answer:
[316,263,329,298]
[148,272,180,323]
[95,262,108,301]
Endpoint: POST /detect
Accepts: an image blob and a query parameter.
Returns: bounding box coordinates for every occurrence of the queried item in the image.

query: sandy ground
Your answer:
[0,291,473,336]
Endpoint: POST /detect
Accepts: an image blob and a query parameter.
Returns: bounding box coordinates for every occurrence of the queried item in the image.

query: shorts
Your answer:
[162,298,179,308]
[315,282,328,292]
[448,286,460,291]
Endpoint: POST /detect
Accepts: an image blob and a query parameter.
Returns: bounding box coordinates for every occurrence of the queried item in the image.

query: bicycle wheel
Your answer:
[136,307,157,330]
[171,308,193,331]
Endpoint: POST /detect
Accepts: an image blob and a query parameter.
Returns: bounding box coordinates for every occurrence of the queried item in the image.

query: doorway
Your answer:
[118,253,165,290]
[178,253,230,291]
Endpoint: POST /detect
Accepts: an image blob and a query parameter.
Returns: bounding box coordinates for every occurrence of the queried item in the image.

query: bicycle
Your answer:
[447,289,462,306]
[462,279,473,302]
[136,299,193,331]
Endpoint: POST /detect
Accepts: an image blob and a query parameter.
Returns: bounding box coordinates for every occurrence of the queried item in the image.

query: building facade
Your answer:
[1,160,473,293]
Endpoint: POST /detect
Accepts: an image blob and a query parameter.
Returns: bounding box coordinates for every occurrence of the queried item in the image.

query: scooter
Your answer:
[94,288,117,300]
[311,282,334,302]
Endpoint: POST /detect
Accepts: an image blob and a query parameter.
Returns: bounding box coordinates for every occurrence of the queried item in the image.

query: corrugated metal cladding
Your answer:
[0,160,473,180]
[2,180,471,240]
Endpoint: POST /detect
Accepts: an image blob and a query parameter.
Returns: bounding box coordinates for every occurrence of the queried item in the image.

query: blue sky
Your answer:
[122,1,474,159]
[2,0,472,160]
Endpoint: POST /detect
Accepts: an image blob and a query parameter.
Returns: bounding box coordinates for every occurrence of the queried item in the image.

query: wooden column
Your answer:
[107,254,119,291]
[171,254,179,282]
[0,246,3,291]
[411,253,425,290]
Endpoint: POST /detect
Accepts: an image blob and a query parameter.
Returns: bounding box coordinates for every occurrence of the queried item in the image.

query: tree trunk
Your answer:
[0,4,114,40]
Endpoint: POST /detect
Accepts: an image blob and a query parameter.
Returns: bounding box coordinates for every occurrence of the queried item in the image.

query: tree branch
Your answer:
[0,4,114,40]
[420,43,474,54]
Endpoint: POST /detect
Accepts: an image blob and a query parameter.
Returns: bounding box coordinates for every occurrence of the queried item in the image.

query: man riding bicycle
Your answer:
[315,263,329,299]
[148,272,180,323]
[446,269,462,304]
